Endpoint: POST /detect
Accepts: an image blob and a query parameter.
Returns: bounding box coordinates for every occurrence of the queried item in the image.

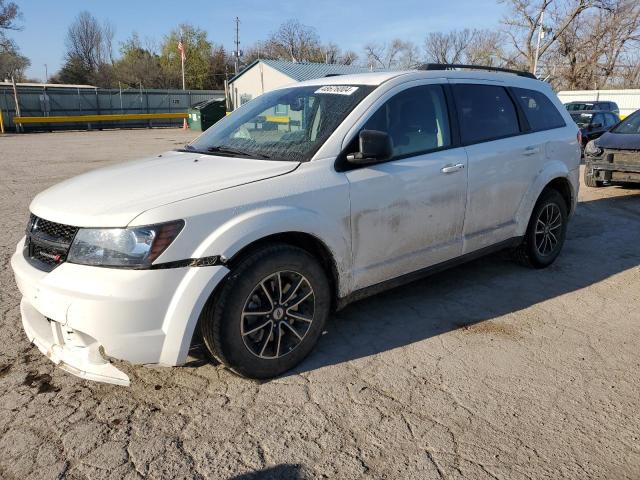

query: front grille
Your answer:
[24,214,79,272]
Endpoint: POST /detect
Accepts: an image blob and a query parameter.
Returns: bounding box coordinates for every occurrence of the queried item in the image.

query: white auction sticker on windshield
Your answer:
[314,85,359,95]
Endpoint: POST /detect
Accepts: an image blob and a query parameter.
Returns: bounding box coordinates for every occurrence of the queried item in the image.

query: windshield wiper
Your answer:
[206,145,271,160]
[175,145,213,155]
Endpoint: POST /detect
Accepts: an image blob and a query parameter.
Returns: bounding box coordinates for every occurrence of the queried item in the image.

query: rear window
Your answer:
[566,103,594,111]
[512,88,565,131]
[571,112,593,128]
[453,84,520,145]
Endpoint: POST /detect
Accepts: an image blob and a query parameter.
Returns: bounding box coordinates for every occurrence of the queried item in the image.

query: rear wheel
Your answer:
[584,166,604,188]
[514,189,568,269]
[200,244,330,379]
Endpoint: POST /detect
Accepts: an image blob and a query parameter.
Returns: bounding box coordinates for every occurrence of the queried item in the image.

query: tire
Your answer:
[513,189,568,269]
[200,244,330,379]
[584,166,604,188]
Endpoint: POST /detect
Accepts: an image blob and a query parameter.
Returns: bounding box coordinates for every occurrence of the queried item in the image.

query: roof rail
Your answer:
[418,63,537,80]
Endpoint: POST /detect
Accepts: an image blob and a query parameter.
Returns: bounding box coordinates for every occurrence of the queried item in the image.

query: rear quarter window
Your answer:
[452,84,520,145]
[512,87,566,131]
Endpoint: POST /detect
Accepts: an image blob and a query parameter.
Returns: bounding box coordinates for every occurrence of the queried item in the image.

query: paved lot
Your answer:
[0,129,639,479]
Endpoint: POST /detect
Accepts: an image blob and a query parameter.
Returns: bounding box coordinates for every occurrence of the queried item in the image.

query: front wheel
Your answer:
[584,167,604,188]
[514,189,568,269]
[200,244,330,379]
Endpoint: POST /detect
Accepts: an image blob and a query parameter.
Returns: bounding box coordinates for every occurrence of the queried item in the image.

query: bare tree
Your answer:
[547,0,640,88]
[0,0,28,80]
[65,11,113,72]
[424,29,475,64]
[365,39,419,69]
[323,42,358,65]
[500,0,602,72]
[265,19,323,62]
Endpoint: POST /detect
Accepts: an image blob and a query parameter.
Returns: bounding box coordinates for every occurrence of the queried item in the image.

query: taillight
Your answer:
[577,130,582,145]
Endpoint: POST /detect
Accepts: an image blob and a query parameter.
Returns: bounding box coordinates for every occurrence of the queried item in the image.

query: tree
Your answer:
[500,0,603,73]
[364,39,419,69]
[209,45,233,89]
[0,0,29,80]
[241,19,354,66]
[160,24,213,90]
[424,29,505,66]
[0,0,19,47]
[547,0,640,88]
[65,11,113,72]
[264,19,323,62]
[55,11,115,85]
[114,33,166,88]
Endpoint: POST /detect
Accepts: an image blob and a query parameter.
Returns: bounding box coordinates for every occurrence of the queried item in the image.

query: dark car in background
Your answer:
[571,110,620,148]
[583,109,640,187]
[566,100,620,116]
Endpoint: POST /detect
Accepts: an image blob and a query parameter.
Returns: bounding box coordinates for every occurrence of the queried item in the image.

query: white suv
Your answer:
[11,67,580,385]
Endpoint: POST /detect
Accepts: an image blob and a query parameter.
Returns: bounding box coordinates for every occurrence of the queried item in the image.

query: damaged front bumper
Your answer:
[21,299,130,386]
[587,149,640,183]
[11,236,230,386]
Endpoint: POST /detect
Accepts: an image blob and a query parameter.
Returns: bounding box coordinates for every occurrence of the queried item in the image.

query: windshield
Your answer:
[186,85,374,162]
[566,103,594,112]
[611,111,640,134]
[571,112,593,128]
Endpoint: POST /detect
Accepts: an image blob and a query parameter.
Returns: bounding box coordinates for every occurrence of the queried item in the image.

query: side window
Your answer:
[512,87,566,131]
[452,84,520,145]
[361,85,451,158]
[591,113,605,127]
[606,113,618,127]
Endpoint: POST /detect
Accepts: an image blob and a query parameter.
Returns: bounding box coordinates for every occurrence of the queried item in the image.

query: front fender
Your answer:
[515,161,578,236]
[192,206,351,296]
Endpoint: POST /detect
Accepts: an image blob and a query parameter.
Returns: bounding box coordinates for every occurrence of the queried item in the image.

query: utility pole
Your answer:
[234,17,241,75]
[44,64,48,83]
[532,10,545,77]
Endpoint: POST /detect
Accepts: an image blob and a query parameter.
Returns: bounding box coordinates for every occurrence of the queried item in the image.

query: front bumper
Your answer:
[587,161,640,183]
[11,237,229,385]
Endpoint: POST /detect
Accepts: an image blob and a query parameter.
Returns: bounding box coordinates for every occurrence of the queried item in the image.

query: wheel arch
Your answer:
[515,162,578,236]
[225,231,342,311]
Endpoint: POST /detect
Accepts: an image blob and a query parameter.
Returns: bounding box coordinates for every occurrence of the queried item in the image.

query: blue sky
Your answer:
[13,0,506,80]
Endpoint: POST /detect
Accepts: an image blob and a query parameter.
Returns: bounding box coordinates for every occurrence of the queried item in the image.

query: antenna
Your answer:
[234,17,241,75]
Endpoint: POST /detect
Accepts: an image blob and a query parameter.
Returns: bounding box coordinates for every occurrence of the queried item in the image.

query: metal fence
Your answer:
[0,84,224,131]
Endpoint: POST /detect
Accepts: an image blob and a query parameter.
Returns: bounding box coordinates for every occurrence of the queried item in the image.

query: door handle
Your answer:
[441,163,465,174]
[523,146,540,156]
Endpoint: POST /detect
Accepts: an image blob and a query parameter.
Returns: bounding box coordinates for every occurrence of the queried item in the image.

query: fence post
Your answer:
[11,76,22,132]
[95,88,101,130]
[146,89,151,128]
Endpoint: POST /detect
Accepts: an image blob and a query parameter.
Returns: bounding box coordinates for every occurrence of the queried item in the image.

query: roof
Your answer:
[229,59,379,84]
[293,69,547,88]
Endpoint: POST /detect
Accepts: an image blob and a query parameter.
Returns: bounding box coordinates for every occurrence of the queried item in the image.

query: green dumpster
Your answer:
[187,99,226,131]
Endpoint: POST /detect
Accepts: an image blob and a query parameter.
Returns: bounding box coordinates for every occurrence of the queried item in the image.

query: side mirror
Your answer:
[347,130,393,165]
[590,123,603,130]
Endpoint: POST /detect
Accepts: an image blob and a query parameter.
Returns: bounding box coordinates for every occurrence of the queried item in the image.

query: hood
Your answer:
[596,131,640,150]
[30,151,299,227]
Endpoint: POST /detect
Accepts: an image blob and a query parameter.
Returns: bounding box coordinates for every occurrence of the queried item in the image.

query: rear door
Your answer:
[452,84,568,254]
[450,82,535,253]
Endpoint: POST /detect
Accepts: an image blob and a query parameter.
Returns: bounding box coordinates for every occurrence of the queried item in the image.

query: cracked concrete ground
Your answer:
[1,129,639,479]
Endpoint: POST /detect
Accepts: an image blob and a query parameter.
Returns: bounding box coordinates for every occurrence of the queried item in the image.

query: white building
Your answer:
[557,89,640,117]
[227,60,376,110]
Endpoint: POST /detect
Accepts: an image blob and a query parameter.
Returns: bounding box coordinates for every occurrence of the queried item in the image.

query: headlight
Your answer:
[584,140,603,157]
[68,220,184,268]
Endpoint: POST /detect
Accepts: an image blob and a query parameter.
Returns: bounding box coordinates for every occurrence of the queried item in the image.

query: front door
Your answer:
[344,83,468,291]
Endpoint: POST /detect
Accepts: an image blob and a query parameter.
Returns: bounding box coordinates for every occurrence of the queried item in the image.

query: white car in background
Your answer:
[11,65,580,385]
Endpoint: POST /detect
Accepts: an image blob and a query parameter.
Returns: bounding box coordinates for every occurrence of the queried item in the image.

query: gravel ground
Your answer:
[0,129,639,480]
